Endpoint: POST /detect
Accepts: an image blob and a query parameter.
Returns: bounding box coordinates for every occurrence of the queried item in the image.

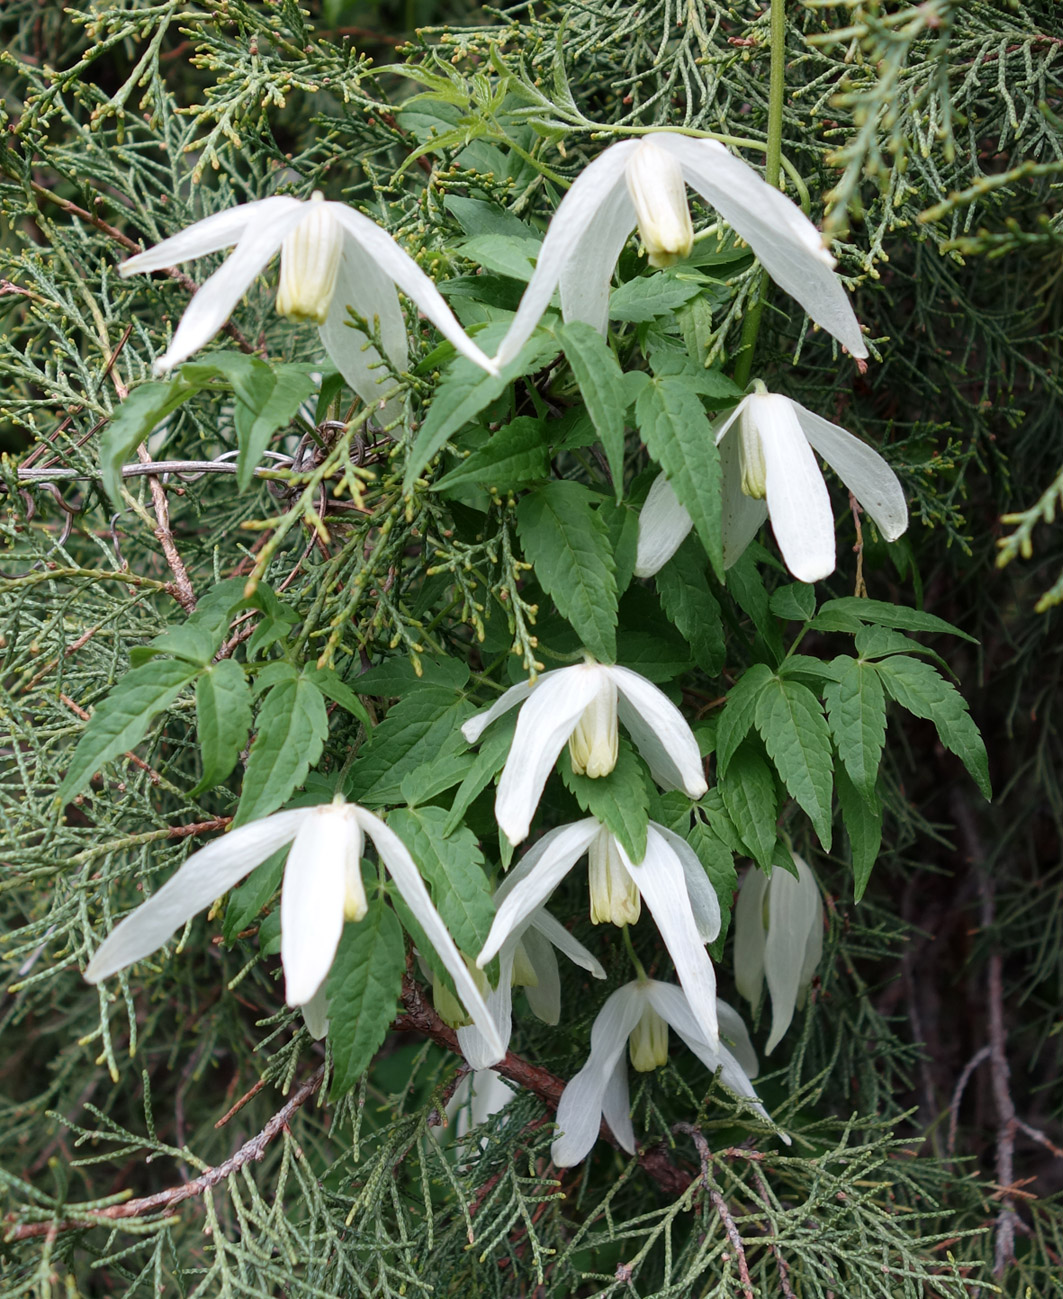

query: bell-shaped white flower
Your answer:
[492,133,866,369]
[84,797,505,1064]
[477,818,722,1047]
[634,390,908,583]
[734,852,824,1055]
[551,979,775,1167]
[119,191,497,415]
[461,657,707,846]
[457,882,606,1071]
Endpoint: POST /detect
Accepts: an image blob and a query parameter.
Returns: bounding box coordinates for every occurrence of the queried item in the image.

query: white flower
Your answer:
[119,191,498,414]
[461,658,708,846]
[477,818,723,1047]
[457,883,606,1071]
[492,133,866,369]
[84,797,505,1063]
[634,390,908,583]
[446,1068,516,1146]
[734,852,824,1055]
[551,979,776,1167]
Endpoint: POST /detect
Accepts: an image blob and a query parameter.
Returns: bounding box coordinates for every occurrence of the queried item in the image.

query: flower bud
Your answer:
[568,674,619,778]
[625,140,694,269]
[628,1002,669,1072]
[587,827,641,927]
[276,192,344,324]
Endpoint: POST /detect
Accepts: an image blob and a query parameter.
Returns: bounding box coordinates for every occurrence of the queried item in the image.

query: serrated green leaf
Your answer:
[647,351,744,402]
[303,665,371,728]
[388,806,494,957]
[634,375,723,580]
[609,272,703,322]
[234,366,317,492]
[836,764,883,901]
[716,662,774,776]
[459,233,541,281]
[192,659,252,795]
[769,583,817,623]
[355,657,469,697]
[725,550,784,662]
[720,744,777,870]
[326,905,405,1098]
[823,656,886,800]
[222,846,288,942]
[433,415,549,493]
[516,481,617,661]
[877,655,991,799]
[754,677,834,849]
[399,748,476,806]
[685,819,738,951]
[444,195,538,240]
[558,321,628,496]
[598,499,640,596]
[812,597,976,643]
[444,712,517,835]
[131,577,247,667]
[348,688,474,807]
[560,741,650,860]
[57,657,201,801]
[234,675,329,826]
[655,538,726,676]
[99,380,198,505]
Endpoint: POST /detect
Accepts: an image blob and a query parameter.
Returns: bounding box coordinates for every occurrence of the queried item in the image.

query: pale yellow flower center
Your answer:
[568,674,619,779]
[510,940,539,989]
[587,827,641,927]
[629,1003,669,1072]
[625,140,694,269]
[276,191,344,325]
[738,403,768,500]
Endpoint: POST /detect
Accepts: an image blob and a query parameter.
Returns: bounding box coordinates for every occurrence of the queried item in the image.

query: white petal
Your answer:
[528,907,607,980]
[495,665,605,845]
[478,818,601,966]
[599,1055,636,1155]
[610,666,707,798]
[495,142,638,367]
[764,856,822,1054]
[458,949,514,1069]
[651,823,721,943]
[654,134,867,358]
[119,199,297,276]
[754,394,836,582]
[715,997,760,1080]
[621,830,719,1046]
[557,175,637,336]
[359,808,506,1063]
[517,927,561,1024]
[634,475,694,578]
[301,983,330,1040]
[733,866,769,1008]
[280,806,357,1006]
[461,677,536,745]
[330,205,497,376]
[319,233,408,424]
[84,809,307,982]
[718,422,769,570]
[794,406,908,543]
[551,983,644,1166]
[470,1068,516,1128]
[153,205,306,373]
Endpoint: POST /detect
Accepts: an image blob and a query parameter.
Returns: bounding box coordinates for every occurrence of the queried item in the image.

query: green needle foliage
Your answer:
[1,0,1061,1294]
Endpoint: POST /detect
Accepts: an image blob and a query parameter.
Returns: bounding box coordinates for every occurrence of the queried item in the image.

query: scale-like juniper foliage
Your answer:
[1,0,1061,1294]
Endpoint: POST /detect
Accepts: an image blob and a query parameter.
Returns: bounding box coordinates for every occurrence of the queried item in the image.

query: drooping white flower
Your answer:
[551,979,776,1167]
[492,134,867,369]
[461,658,707,846]
[446,1068,516,1146]
[634,390,908,583]
[119,191,497,414]
[84,797,505,1063]
[477,818,722,1046]
[734,852,824,1055]
[457,885,606,1071]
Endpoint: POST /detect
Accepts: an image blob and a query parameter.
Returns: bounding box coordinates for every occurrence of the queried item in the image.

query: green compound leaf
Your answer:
[754,676,834,850]
[234,674,330,826]
[561,741,650,861]
[608,272,703,322]
[634,375,723,580]
[192,658,252,795]
[232,364,317,492]
[877,654,991,799]
[716,662,774,777]
[57,657,202,802]
[655,538,726,677]
[823,656,887,801]
[348,688,474,807]
[516,480,617,662]
[558,321,628,497]
[719,743,777,871]
[835,764,883,902]
[811,597,977,643]
[326,905,405,1099]
[389,806,495,957]
[433,416,550,493]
